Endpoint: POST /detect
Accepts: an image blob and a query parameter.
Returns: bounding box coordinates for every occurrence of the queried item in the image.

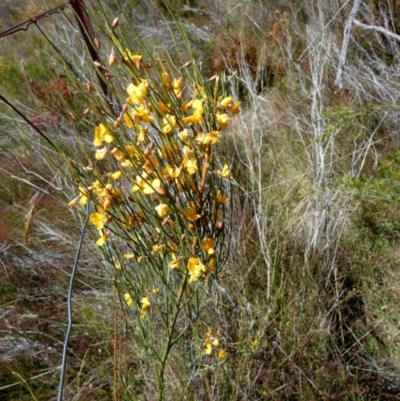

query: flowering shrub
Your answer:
[67,18,240,398]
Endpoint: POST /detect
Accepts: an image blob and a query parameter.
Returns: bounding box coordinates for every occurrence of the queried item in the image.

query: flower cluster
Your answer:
[203,331,227,360]
[69,49,240,320]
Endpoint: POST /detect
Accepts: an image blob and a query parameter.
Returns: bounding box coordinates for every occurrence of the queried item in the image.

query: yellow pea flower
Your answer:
[195,131,220,145]
[204,343,212,355]
[220,96,233,107]
[172,77,183,96]
[202,238,215,255]
[229,101,241,114]
[215,190,229,203]
[124,293,133,306]
[187,257,206,283]
[183,108,203,124]
[218,163,231,178]
[111,171,122,180]
[183,98,203,124]
[96,231,110,246]
[178,129,189,142]
[94,123,113,146]
[215,112,230,129]
[184,202,201,222]
[95,147,108,160]
[162,114,177,134]
[161,72,171,89]
[123,253,135,259]
[141,297,150,309]
[126,79,148,104]
[89,212,107,230]
[168,253,182,269]
[155,203,170,217]
[218,349,227,360]
[152,243,165,253]
[124,49,142,63]
[182,146,198,175]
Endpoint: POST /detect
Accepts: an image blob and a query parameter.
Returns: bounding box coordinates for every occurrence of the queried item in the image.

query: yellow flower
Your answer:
[195,131,220,145]
[178,129,189,142]
[183,99,203,124]
[182,146,198,175]
[218,349,227,360]
[111,148,125,161]
[152,243,165,253]
[126,79,148,104]
[135,106,154,123]
[132,176,162,195]
[89,212,107,230]
[141,296,150,309]
[202,238,215,255]
[111,171,122,180]
[161,72,171,89]
[124,293,133,306]
[125,49,142,63]
[184,202,201,222]
[215,190,229,204]
[123,253,135,259]
[143,155,159,173]
[218,163,231,178]
[229,101,241,114]
[95,147,108,160]
[204,343,212,355]
[220,96,233,107]
[78,195,88,206]
[172,77,183,97]
[152,287,160,293]
[183,109,203,124]
[162,114,177,134]
[115,263,122,270]
[215,112,230,129]
[168,253,182,269]
[187,257,206,283]
[123,111,135,128]
[155,203,170,217]
[157,102,170,114]
[96,231,110,246]
[94,123,113,146]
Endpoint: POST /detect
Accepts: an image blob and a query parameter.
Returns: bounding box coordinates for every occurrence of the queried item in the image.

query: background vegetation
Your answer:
[1,0,400,399]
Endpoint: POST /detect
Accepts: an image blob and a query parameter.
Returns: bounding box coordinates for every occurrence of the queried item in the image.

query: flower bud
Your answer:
[111,17,120,29]
[94,37,101,49]
[109,52,116,67]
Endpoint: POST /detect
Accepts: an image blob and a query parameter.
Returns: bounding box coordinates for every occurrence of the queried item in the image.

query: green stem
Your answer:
[156,275,188,401]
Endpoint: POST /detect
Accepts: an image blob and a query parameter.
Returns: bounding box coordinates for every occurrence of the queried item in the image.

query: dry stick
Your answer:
[70,0,111,103]
[353,18,400,41]
[334,0,363,89]
[0,2,71,38]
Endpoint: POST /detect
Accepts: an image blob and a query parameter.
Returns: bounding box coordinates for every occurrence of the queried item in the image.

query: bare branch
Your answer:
[334,0,363,89]
[353,18,400,42]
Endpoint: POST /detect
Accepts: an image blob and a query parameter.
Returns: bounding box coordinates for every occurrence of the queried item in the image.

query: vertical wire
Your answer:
[57,202,90,401]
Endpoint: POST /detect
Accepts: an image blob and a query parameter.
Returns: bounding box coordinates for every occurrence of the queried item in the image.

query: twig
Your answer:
[334,0,363,89]
[0,2,71,38]
[353,18,400,42]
